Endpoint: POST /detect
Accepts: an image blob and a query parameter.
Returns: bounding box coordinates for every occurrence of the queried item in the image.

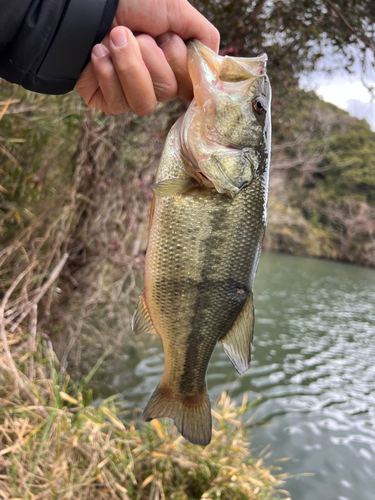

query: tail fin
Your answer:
[143,385,212,446]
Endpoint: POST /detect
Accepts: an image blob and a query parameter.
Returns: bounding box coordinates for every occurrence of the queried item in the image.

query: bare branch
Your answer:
[252,0,268,19]
[325,0,375,53]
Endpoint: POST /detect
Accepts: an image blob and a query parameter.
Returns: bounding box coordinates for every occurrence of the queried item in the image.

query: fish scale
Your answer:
[132,40,271,445]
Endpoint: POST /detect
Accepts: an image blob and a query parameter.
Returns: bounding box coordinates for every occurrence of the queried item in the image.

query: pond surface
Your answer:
[95,253,375,500]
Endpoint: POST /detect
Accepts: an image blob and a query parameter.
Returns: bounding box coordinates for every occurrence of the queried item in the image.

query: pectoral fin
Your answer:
[147,194,156,243]
[151,178,196,198]
[132,294,160,337]
[220,293,254,375]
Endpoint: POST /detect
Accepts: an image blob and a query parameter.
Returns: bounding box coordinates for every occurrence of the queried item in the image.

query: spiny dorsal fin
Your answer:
[132,294,160,337]
[151,178,196,198]
[220,293,254,375]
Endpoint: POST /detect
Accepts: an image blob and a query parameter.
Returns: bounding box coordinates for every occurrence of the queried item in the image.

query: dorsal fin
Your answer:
[132,294,160,337]
[219,293,254,374]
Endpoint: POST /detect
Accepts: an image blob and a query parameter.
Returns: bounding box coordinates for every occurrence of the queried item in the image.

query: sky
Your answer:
[299,51,375,132]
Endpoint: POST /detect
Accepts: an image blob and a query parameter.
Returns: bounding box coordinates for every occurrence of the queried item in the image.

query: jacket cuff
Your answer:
[9,0,118,95]
[37,0,118,94]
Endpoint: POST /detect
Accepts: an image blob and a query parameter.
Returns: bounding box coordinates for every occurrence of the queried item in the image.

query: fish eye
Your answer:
[252,97,267,115]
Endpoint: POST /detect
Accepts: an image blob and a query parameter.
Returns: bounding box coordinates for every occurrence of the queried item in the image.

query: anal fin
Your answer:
[132,294,160,337]
[220,292,254,375]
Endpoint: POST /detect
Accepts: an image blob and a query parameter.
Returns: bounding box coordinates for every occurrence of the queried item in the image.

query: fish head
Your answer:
[182,40,271,197]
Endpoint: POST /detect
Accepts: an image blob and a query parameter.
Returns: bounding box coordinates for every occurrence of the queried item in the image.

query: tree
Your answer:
[190,0,375,116]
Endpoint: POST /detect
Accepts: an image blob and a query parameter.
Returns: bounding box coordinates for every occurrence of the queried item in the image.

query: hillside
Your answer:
[266,91,375,267]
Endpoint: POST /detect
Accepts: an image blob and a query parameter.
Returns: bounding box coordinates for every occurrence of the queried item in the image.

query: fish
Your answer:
[132,40,271,446]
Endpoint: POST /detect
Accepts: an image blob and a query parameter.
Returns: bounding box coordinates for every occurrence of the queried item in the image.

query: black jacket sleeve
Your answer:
[0,0,118,95]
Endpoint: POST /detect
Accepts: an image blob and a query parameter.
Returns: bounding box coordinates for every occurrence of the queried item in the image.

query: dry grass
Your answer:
[0,332,290,500]
[0,84,182,374]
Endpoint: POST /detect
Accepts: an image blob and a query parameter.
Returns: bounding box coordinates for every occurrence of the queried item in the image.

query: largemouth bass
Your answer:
[132,40,271,446]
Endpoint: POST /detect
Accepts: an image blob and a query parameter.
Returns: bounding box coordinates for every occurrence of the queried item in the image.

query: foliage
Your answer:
[0,335,290,500]
[191,0,375,76]
[317,121,375,204]
[272,89,375,204]
[266,90,375,266]
[190,0,375,121]
[0,80,82,241]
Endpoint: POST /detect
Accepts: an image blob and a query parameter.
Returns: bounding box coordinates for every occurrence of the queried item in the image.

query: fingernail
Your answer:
[111,28,128,48]
[92,44,108,58]
[157,32,172,47]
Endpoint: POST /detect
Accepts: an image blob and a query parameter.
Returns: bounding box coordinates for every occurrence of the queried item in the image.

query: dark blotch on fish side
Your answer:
[180,277,249,395]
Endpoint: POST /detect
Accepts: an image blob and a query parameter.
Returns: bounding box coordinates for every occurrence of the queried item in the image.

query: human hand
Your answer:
[75,0,220,115]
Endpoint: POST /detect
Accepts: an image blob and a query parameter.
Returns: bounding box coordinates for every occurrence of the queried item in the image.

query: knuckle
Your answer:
[86,94,98,109]
[154,81,178,102]
[92,60,115,83]
[96,68,113,84]
[112,57,140,76]
[107,97,129,115]
[131,98,157,116]
[123,60,142,75]
[105,103,129,116]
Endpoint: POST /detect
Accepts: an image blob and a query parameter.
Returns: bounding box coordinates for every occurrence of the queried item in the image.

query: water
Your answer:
[95,253,375,500]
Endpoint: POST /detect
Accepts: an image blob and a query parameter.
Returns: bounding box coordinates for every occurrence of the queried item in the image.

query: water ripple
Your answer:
[98,253,375,500]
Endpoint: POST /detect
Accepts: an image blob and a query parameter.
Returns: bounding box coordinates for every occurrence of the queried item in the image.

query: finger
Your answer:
[75,62,103,108]
[114,0,220,54]
[168,0,220,53]
[91,43,130,115]
[136,34,178,102]
[109,27,157,116]
[156,32,193,102]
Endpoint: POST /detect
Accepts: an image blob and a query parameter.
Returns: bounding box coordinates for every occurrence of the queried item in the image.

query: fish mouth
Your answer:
[187,40,268,83]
